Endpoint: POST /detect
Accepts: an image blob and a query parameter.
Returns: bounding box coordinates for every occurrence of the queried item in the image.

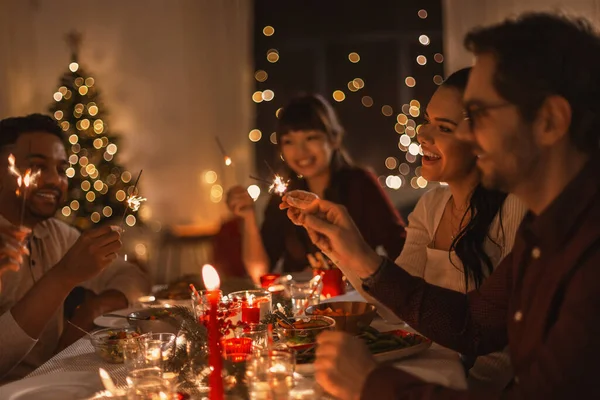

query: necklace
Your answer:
[450,198,469,241]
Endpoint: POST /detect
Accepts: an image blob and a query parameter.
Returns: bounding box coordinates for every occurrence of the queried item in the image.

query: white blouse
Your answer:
[347,185,528,391]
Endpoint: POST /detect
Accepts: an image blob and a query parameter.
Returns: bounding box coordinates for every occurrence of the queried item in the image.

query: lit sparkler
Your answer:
[120,170,144,228]
[7,154,41,226]
[269,174,289,196]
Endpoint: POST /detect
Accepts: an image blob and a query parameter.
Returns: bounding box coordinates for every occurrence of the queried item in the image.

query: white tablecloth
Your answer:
[25,291,467,392]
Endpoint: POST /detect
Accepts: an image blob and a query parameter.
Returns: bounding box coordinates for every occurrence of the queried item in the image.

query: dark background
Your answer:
[252,0,444,196]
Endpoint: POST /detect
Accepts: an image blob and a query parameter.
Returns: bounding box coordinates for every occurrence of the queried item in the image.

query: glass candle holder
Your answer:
[192,289,241,338]
[126,367,170,400]
[222,337,253,363]
[246,350,296,400]
[235,323,269,351]
[320,268,346,298]
[146,333,177,363]
[228,290,272,324]
[259,273,281,289]
[289,280,322,315]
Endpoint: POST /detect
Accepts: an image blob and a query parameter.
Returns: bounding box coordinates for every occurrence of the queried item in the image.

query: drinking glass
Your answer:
[235,323,269,351]
[246,350,295,400]
[289,280,322,315]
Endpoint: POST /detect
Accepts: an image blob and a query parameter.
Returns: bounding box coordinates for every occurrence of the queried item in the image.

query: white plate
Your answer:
[295,335,432,376]
[0,371,102,400]
[93,307,141,329]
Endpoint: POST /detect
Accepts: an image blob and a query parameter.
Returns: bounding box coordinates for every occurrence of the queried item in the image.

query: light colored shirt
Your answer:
[348,185,527,391]
[0,215,151,382]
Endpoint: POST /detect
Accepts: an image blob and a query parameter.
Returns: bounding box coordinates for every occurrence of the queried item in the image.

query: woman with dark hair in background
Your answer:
[226,93,406,283]
[284,69,527,390]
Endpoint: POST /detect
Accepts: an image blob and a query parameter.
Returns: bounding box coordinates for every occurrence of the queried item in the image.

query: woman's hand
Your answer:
[226,186,256,220]
[0,225,31,291]
[285,198,381,278]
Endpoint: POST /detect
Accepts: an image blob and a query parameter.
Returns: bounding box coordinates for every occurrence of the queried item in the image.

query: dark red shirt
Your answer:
[261,166,406,272]
[362,158,600,399]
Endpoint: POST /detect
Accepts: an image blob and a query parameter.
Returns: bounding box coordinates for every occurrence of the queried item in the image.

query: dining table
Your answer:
[1,290,467,399]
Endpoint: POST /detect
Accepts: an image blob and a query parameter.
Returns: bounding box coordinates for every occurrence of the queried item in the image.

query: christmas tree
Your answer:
[49,32,140,231]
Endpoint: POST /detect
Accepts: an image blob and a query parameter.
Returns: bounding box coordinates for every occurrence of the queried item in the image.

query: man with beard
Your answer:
[281,12,600,399]
[0,114,150,382]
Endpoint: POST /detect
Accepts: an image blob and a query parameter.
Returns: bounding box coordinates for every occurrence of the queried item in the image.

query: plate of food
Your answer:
[0,372,103,400]
[294,325,431,375]
[93,307,141,329]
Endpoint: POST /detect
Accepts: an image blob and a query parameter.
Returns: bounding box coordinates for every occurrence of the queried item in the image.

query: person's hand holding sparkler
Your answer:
[280,190,320,225]
[226,186,256,220]
[0,224,31,292]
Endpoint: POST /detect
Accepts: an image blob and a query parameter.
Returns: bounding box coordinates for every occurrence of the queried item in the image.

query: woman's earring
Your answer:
[280,153,285,162]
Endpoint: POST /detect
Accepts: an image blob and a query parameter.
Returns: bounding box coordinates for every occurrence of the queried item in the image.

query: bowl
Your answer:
[89,327,146,363]
[276,316,336,351]
[305,302,377,334]
[127,308,182,334]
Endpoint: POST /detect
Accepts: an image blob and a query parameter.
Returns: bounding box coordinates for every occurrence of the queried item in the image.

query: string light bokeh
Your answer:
[251,1,444,197]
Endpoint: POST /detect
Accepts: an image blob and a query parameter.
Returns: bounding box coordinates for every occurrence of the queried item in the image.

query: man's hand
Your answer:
[314,331,377,400]
[55,225,122,286]
[284,198,381,278]
[0,225,31,291]
[57,289,128,351]
[226,186,256,220]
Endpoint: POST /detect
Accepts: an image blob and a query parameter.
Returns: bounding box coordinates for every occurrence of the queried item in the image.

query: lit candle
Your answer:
[242,294,261,324]
[202,264,224,400]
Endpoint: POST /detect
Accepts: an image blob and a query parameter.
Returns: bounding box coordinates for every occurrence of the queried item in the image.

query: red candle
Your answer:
[241,304,261,323]
[202,265,224,400]
[320,268,346,298]
[259,273,281,289]
[222,337,253,363]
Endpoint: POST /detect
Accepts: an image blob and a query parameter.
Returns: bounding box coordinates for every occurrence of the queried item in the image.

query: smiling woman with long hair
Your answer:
[226,94,406,283]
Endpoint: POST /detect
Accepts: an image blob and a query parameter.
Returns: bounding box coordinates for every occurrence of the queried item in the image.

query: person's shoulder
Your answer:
[418,185,451,208]
[39,218,80,242]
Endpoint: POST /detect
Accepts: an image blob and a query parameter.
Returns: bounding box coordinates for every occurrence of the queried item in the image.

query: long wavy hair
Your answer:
[442,68,508,290]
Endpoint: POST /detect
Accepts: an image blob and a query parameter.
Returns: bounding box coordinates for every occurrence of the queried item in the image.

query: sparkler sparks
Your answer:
[126,194,147,212]
[269,175,289,196]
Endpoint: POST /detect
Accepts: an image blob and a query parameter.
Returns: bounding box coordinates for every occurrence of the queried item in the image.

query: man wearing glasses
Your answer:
[283,12,600,399]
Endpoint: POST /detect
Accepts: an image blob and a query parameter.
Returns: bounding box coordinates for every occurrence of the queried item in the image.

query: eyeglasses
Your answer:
[463,102,513,132]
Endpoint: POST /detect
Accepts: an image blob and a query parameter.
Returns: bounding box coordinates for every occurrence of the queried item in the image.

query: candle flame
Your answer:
[202,264,220,290]
[248,294,254,306]
[126,194,147,212]
[98,368,116,394]
[224,156,232,166]
[269,175,289,196]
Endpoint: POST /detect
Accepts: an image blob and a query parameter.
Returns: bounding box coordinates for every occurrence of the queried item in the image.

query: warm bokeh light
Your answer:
[255,70,268,82]
[252,91,263,103]
[86,191,96,202]
[249,129,262,142]
[332,90,346,102]
[103,206,113,217]
[434,53,444,63]
[69,62,79,72]
[385,175,402,190]
[79,86,88,95]
[263,26,275,36]
[409,106,420,117]
[416,55,427,65]
[419,35,430,45]
[91,212,101,223]
[70,200,80,210]
[416,176,428,188]
[205,170,218,184]
[405,77,416,87]
[385,157,398,170]
[361,96,373,107]
[126,215,136,227]
[270,132,277,144]
[106,144,117,155]
[399,163,410,176]
[433,75,444,85]
[262,90,274,101]
[381,105,393,117]
[267,49,279,63]
[247,184,261,200]
[418,9,428,19]
[66,167,75,178]
[353,78,365,89]
[399,134,411,147]
[61,206,71,217]
[348,52,360,63]
[408,143,421,156]
[121,171,132,183]
[397,114,408,125]
[116,190,126,202]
